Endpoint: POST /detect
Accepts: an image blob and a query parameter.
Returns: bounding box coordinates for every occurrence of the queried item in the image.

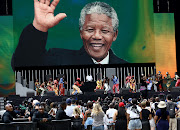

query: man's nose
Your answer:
[92,30,102,40]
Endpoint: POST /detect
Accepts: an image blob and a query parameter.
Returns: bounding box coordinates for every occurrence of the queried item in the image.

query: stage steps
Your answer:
[0,97,5,110]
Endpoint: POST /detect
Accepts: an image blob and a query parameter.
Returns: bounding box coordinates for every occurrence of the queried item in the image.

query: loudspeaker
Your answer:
[27,92,35,97]
[96,89,104,94]
[171,87,180,92]
[46,91,55,96]
[120,88,129,94]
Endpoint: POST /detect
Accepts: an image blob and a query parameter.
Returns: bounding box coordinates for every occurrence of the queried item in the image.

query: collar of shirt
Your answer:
[91,52,109,64]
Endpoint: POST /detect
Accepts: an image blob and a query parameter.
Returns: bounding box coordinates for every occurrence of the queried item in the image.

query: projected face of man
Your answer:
[80,13,118,62]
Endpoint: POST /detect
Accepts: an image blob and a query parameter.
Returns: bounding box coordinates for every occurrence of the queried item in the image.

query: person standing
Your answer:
[91,103,105,130]
[112,75,119,94]
[141,101,151,130]
[127,98,142,130]
[154,101,170,130]
[166,94,177,130]
[113,102,127,130]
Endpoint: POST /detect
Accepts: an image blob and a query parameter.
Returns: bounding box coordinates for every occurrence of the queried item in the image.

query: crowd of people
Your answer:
[1,94,180,130]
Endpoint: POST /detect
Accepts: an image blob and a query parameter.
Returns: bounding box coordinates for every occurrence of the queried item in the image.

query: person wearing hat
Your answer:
[113,102,127,130]
[28,100,40,121]
[154,101,170,130]
[125,98,132,108]
[64,98,73,117]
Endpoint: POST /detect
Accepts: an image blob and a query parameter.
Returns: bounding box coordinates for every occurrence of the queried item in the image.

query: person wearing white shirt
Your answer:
[127,98,142,130]
[106,103,117,129]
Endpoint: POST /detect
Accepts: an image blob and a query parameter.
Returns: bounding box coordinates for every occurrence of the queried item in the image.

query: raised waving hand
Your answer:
[33,0,67,32]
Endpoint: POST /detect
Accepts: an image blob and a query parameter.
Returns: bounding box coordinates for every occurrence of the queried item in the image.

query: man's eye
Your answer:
[86,29,94,32]
[102,30,109,33]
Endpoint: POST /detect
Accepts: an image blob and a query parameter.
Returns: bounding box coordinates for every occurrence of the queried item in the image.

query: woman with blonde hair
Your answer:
[91,103,105,130]
[72,106,83,130]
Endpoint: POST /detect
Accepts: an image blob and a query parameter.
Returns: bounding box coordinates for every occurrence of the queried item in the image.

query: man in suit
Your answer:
[12,0,127,69]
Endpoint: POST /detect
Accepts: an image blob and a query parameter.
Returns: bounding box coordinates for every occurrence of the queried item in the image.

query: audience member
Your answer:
[127,98,142,130]
[141,101,151,130]
[166,94,177,130]
[145,101,156,130]
[91,103,105,130]
[84,101,93,130]
[154,101,170,130]
[106,103,116,129]
[48,102,58,119]
[2,104,17,123]
[113,102,127,130]
[32,105,51,122]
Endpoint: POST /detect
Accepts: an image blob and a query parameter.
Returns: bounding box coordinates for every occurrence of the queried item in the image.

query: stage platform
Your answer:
[6,91,180,107]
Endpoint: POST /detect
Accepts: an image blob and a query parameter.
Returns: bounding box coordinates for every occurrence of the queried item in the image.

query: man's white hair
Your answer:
[79,1,119,32]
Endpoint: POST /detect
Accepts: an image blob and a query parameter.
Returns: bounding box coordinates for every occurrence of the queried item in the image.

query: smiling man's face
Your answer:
[80,13,118,61]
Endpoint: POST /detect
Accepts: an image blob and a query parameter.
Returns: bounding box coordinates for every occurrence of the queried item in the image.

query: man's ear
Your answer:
[113,30,118,41]
[80,30,83,39]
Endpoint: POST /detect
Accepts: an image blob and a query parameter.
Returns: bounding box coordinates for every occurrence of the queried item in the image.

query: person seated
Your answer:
[48,103,58,119]
[56,101,78,120]
[71,106,84,130]
[130,76,136,92]
[94,78,103,92]
[39,82,47,96]
[32,105,51,122]
[52,80,59,96]
[72,78,83,95]
[2,104,17,123]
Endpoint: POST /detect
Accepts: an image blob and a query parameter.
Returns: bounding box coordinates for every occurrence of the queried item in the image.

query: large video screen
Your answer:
[13,0,158,67]
[0,0,177,96]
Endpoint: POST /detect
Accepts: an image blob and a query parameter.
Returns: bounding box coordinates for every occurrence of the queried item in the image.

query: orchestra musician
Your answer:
[52,80,59,96]
[126,73,131,88]
[156,71,163,91]
[174,72,179,81]
[72,78,83,95]
[35,79,41,96]
[39,82,47,96]
[47,78,53,87]
[164,72,171,92]
[140,74,147,87]
[129,76,136,92]
[175,77,180,87]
